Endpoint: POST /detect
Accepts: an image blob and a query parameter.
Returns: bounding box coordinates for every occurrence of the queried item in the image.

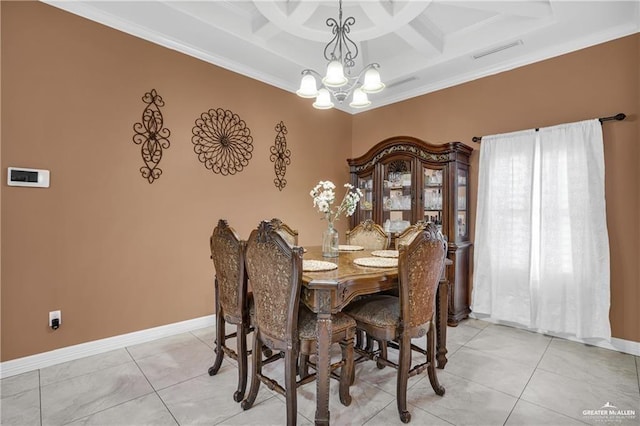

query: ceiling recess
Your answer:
[472,40,524,60]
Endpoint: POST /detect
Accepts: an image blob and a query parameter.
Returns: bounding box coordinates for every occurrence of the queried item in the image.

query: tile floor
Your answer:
[2,319,639,425]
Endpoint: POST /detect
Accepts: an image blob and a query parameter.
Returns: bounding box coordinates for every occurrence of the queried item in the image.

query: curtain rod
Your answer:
[471,113,626,143]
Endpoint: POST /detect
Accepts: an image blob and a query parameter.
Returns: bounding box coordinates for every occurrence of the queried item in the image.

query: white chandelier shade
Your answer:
[322,60,348,88]
[349,87,371,108]
[312,88,334,109]
[296,0,384,110]
[362,68,385,93]
[296,74,319,98]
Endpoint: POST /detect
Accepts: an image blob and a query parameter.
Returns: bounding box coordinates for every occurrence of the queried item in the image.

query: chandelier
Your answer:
[296,0,385,109]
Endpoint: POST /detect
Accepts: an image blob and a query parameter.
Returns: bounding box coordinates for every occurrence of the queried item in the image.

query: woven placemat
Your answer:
[371,250,399,258]
[353,257,398,268]
[338,245,364,251]
[303,259,338,272]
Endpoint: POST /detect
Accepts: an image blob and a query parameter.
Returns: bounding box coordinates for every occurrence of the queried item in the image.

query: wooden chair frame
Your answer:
[208,219,251,402]
[394,220,427,249]
[242,220,354,425]
[345,223,447,423]
[269,217,299,246]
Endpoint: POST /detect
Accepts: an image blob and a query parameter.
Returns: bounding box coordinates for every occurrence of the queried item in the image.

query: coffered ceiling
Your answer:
[44,1,640,113]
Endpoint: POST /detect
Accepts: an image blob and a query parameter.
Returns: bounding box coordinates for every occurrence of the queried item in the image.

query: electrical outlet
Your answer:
[49,310,61,329]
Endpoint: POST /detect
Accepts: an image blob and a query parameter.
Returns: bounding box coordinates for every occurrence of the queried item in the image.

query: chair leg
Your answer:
[298,354,310,379]
[396,334,411,423]
[365,335,374,352]
[284,349,298,426]
[427,322,445,396]
[208,314,225,376]
[241,331,261,410]
[355,330,364,349]
[376,340,388,369]
[338,335,354,407]
[234,323,249,402]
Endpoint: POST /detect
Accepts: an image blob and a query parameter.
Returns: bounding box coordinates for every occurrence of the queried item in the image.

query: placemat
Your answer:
[353,257,398,268]
[338,245,364,251]
[303,259,338,272]
[371,250,399,258]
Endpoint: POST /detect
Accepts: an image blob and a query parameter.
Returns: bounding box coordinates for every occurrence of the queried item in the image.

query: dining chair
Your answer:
[242,220,355,425]
[344,222,447,423]
[346,219,389,249]
[208,219,252,402]
[346,218,390,350]
[269,217,299,246]
[394,220,427,249]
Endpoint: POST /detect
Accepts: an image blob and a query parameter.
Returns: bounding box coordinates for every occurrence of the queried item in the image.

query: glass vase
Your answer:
[322,223,339,258]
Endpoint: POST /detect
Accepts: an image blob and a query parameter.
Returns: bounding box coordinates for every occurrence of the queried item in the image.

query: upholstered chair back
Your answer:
[210,219,247,324]
[245,220,304,346]
[346,219,389,250]
[395,220,427,249]
[399,222,447,333]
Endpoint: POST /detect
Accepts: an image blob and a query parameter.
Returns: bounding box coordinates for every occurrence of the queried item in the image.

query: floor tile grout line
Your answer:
[38,369,43,426]
[189,329,215,349]
[516,335,554,399]
[125,346,181,425]
[59,390,160,425]
[512,336,595,425]
[38,354,150,426]
[400,399,457,426]
[501,334,556,426]
[361,398,395,425]
[40,347,166,424]
[439,343,542,401]
[636,356,640,396]
[531,338,640,396]
[36,348,136,389]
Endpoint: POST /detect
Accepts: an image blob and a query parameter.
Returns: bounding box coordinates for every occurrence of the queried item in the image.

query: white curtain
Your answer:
[472,119,611,339]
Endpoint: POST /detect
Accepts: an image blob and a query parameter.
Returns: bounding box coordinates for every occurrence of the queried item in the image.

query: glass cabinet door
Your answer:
[382,160,413,235]
[422,167,444,233]
[356,173,374,223]
[457,168,468,239]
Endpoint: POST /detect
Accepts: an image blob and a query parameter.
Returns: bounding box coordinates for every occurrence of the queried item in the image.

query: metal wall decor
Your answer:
[270,121,291,191]
[191,108,253,175]
[132,89,171,183]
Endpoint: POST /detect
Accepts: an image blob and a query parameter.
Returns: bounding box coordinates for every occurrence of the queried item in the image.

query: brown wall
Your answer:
[1,2,352,361]
[352,34,640,343]
[1,3,638,363]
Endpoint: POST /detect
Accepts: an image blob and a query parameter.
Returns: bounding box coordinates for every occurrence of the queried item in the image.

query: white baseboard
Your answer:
[468,313,640,356]
[0,315,215,380]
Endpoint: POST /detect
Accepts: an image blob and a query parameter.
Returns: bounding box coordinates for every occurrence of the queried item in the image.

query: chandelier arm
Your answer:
[301,69,324,80]
[325,77,359,100]
[353,63,380,82]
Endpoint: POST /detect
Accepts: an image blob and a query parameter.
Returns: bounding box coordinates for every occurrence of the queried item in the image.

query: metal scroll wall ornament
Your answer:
[132,89,171,183]
[270,121,291,191]
[191,108,253,175]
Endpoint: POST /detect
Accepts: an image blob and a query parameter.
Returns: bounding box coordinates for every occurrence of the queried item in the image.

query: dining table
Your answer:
[300,246,449,425]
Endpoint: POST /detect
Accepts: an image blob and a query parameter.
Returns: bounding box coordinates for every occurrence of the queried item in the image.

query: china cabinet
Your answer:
[347,136,473,325]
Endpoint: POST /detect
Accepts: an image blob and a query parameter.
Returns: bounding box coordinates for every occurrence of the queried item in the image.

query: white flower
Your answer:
[310,180,362,224]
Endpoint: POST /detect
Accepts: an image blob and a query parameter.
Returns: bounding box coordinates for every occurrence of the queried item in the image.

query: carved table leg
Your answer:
[436,278,449,369]
[314,289,332,426]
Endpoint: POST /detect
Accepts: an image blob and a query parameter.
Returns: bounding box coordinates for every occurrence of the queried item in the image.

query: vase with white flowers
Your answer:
[310,180,363,257]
